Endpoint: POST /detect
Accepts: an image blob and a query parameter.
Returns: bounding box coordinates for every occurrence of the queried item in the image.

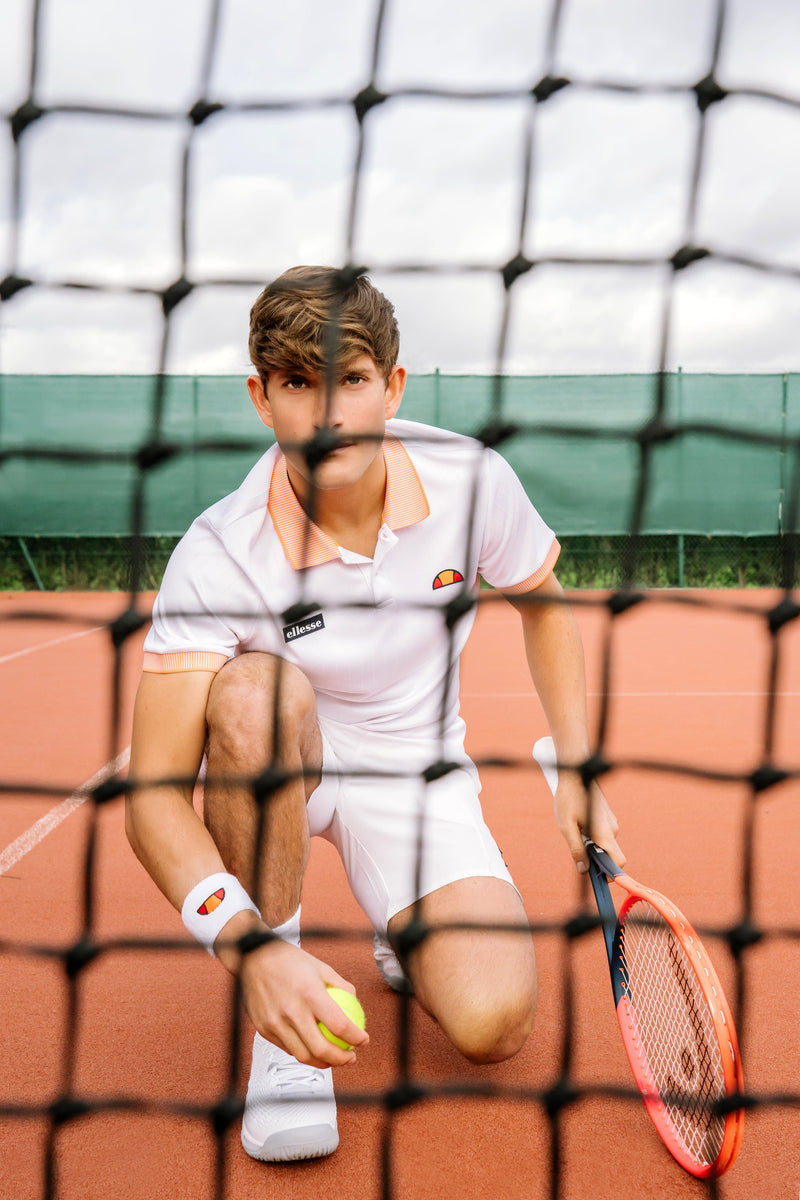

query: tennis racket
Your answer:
[533,736,745,1178]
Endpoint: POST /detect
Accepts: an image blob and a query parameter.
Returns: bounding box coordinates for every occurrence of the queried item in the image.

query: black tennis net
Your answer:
[1,1,799,1198]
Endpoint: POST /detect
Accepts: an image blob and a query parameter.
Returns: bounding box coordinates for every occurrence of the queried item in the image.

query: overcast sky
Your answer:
[0,0,799,376]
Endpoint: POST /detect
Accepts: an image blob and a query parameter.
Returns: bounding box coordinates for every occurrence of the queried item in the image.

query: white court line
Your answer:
[0,624,103,666]
[0,748,130,877]
[462,690,800,698]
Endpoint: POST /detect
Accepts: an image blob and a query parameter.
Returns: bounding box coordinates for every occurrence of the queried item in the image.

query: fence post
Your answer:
[677,366,684,586]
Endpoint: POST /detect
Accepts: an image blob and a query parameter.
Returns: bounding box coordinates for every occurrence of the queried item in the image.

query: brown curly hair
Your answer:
[249,266,400,384]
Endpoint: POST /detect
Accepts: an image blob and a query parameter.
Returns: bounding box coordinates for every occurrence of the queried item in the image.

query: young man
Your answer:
[126,265,624,1164]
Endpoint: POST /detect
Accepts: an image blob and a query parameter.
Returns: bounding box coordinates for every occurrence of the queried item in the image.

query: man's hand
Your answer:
[216,912,369,1068]
[553,771,625,873]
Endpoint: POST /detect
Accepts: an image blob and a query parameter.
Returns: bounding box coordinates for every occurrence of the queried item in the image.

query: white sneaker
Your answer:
[372,932,414,994]
[241,1034,338,1162]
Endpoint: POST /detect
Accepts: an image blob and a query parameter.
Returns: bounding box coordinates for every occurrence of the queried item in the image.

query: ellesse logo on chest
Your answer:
[432,569,464,589]
[282,612,325,642]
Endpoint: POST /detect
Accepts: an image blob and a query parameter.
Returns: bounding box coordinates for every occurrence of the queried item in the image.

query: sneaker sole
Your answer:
[241,1123,339,1163]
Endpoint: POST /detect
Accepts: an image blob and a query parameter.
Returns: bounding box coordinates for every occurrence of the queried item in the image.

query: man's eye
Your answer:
[344,373,364,386]
[285,377,307,390]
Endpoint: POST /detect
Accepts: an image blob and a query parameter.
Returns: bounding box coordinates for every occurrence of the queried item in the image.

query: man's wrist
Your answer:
[181,872,260,958]
[213,907,270,974]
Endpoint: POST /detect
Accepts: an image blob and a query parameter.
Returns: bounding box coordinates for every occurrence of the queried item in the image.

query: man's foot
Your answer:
[241,1034,338,1162]
[373,932,414,995]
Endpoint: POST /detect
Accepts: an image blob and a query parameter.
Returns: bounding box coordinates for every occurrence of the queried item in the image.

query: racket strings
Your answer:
[619,901,727,1167]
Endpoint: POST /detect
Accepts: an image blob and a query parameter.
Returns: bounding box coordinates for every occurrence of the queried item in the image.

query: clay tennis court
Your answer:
[1,587,798,1200]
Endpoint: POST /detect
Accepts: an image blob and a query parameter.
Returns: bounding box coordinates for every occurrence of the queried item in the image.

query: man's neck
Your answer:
[286,452,387,558]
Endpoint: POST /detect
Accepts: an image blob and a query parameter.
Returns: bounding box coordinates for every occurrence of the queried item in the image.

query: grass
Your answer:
[2,534,797,592]
[1,536,180,592]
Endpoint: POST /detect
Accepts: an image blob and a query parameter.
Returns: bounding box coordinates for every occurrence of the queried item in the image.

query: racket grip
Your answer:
[584,839,623,880]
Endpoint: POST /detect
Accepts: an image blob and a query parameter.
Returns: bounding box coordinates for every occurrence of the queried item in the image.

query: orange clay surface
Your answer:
[1,588,798,1200]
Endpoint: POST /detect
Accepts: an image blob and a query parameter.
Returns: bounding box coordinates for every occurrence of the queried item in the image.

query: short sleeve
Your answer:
[142,519,258,672]
[477,448,560,591]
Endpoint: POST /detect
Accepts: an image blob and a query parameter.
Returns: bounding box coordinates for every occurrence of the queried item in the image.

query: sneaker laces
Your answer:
[271,1057,327,1096]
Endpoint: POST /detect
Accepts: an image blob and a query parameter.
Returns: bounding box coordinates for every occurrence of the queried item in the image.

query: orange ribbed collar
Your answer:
[267,434,430,569]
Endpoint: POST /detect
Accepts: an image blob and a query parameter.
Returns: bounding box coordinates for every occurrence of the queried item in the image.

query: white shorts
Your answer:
[306,715,516,934]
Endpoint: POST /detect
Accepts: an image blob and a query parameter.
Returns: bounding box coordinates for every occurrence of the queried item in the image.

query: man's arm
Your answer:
[127,670,223,903]
[509,571,625,872]
[126,670,367,1066]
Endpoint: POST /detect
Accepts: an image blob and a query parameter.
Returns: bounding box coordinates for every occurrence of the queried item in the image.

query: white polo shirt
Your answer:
[143,418,559,744]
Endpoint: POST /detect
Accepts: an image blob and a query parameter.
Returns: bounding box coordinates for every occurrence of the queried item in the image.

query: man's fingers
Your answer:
[594,831,626,868]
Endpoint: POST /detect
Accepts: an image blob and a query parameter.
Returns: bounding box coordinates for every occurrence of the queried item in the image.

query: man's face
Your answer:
[248,355,405,493]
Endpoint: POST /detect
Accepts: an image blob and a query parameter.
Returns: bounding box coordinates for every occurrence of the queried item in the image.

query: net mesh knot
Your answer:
[188,99,224,126]
[0,274,34,301]
[10,100,44,141]
[607,589,646,616]
[253,765,291,802]
[501,254,534,290]
[161,277,194,316]
[532,75,570,103]
[110,607,148,648]
[64,937,101,980]
[384,1082,426,1112]
[210,1094,243,1135]
[50,1096,92,1126]
[671,244,711,271]
[354,84,388,123]
[544,1078,579,1117]
[694,74,728,113]
[750,761,788,793]
[477,419,521,449]
[726,919,763,959]
[565,911,602,940]
[445,591,476,630]
[767,596,800,634]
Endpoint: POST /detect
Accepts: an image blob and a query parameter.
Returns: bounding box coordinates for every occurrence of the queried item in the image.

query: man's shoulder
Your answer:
[192,443,279,538]
[386,418,480,459]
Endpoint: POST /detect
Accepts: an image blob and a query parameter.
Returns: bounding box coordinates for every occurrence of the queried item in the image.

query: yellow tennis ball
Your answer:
[318,985,366,1050]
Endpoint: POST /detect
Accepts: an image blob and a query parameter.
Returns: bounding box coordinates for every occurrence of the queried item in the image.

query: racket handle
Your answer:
[583,838,623,880]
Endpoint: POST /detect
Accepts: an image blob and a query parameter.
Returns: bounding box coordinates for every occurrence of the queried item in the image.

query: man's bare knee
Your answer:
[206,653,317,763]
[446,994,536,1064]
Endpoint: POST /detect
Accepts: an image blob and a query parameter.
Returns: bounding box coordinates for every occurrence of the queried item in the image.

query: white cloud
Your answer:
[529,89,697,257]
[377,0,551,90]
[720,0,800,98]
[36,0,212,109]
[0,286,164,373]
[16,113,184,287]
[697,95,800,268]
[556,0,718,85]
[211,0,375,102]
[188,108,356,277]
[354,98,529,264]
[1,0,799,375]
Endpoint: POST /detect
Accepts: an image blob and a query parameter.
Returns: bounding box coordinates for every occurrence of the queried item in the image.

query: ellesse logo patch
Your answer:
[282,612,325,642]
[197,888,225,916]
[432,569,464,589]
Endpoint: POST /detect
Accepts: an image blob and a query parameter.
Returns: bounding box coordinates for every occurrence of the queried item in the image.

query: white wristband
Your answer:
[181,872,260,957]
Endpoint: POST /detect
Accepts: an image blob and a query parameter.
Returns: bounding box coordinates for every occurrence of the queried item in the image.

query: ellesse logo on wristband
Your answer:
[282,612,325,642]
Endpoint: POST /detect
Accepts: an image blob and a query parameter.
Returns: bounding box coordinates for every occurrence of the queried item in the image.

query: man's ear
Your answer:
[247,374,274,429]
[384,365,407,420]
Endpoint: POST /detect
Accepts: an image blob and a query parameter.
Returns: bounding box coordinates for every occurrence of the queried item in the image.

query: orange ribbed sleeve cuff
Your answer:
[500,538,561,595]
[142,650,229,674]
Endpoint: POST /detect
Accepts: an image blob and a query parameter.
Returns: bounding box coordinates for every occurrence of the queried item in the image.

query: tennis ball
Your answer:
[318,984,366,1050]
